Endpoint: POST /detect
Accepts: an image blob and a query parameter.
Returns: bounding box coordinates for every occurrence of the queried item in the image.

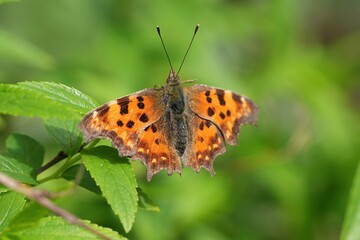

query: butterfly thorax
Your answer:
[164,70,185,114]
[163,70,188,156]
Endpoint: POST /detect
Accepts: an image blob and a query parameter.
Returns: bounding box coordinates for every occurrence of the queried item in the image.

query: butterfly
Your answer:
[79,25,258,181]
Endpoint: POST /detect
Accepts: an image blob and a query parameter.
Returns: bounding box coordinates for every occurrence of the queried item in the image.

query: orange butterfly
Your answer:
[79,25,258,181]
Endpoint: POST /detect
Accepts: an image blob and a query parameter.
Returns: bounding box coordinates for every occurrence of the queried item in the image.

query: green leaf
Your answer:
[0,187,7,194]
[2,81,98,154]
[0,191,26,232]
[7,202,48,229]
[137,187,160,212]
[0,29,53,70]
[0,82,97,120]
[0,155,38,185]
[2,216,125,240]
[82,146,138,233]
[62,165,101,195]
[0,84,78,119]
[44,118,83,156]
[5,134,44,176]
[62,166,159,213]
[341,161,360,240]
[19,82,98,115]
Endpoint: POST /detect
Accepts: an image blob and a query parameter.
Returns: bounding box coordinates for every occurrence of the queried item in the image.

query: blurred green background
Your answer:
[1,0,360,239]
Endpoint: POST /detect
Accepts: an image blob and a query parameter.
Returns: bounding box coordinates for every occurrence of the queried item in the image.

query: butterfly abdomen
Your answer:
[172,115,188,156]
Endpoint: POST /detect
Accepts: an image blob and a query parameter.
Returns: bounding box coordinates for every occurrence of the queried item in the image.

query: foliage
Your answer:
[0,81,157,238]
[0,0,360,239]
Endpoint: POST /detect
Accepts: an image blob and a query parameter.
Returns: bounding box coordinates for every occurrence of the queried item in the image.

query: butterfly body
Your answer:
[163,70,189,156]
[79,70,258,181]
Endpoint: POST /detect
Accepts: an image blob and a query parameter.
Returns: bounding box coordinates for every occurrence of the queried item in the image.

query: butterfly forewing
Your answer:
[79,88,165,156]
[184,84,258,145]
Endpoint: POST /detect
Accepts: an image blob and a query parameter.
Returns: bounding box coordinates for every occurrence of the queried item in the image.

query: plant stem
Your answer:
[37,139,100,183]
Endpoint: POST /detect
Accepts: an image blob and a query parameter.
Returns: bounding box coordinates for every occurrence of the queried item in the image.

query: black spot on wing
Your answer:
[199,121,204,130]
[137,102,145,109]
[118,97,130,115]
[136,95,145,109]
[151,124,157,133]
[97,105,109,117]
[207,107,215,117]
[216,89,226,106]
[219,112,226,119]
[232,93,243,103]
[117,120,124,127]
[139,113,149,122]
[126,120,135,128]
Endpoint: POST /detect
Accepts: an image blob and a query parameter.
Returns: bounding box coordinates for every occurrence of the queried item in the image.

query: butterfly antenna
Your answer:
[177,24,200,76]
[157,26,174,71]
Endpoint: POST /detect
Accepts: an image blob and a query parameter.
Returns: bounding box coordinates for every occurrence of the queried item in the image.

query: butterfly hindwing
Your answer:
[79,88,165,156]
[182,114,226,174]
[184,84,258,145]
[133,117,181,181]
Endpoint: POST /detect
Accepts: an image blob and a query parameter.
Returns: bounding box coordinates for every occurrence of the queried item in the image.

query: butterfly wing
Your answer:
[133,117,181,181]
[79,88,165,157]
[182,115,226,174]
[182,84,258,173]
[79,88,182,180]
[184,84,258,145]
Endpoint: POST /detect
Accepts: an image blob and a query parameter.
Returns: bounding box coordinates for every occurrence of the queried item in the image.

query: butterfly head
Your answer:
[166,69,180,86]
